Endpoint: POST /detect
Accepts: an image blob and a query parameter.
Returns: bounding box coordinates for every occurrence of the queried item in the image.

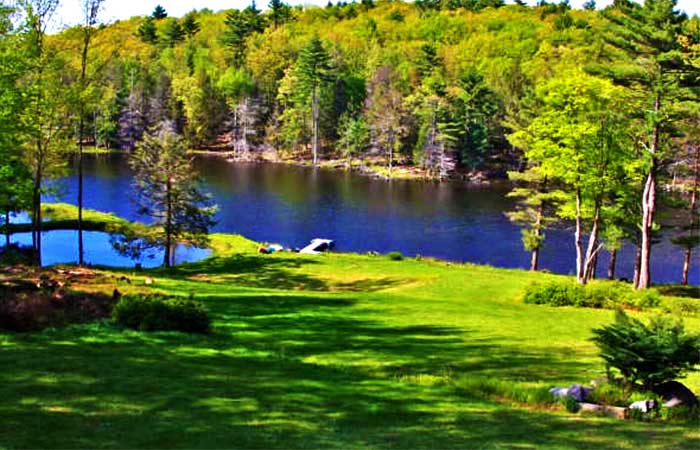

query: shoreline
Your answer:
[78,147,507,185]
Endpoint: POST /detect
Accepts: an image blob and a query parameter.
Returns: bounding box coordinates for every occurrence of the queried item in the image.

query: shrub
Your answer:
[387,251,403,261]
[587,380,630,407]
[523,280,661,310]
[113,294,210,333]
[659,405,700,421]
[560,395,580,413]
[591,310,700,390]
[523,281,582,307]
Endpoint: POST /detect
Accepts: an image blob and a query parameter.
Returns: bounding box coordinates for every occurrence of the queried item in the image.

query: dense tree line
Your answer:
[0,0,698,283]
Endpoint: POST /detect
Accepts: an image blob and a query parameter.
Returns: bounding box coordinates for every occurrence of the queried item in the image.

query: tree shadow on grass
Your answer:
[1,292,698,449]
[157,254,407,292]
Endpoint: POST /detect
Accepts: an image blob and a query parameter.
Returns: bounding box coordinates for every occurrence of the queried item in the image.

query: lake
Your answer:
[38,153,698,284]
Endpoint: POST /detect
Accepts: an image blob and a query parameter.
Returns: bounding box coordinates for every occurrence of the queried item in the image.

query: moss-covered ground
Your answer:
[1,206,699,449]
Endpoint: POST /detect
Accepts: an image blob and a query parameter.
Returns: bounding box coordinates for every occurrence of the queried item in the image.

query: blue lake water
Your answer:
[37,153,699,284]
[7,214,210,268]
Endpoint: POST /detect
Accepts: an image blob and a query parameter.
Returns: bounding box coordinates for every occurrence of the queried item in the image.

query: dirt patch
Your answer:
[0,266,118,332]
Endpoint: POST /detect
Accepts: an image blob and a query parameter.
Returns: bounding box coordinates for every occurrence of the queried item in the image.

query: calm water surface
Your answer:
[46,153,698,284]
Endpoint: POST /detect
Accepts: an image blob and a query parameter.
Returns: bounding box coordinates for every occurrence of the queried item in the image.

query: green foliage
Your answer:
[523,280,660,310]
[137,16,158,44]
[591,310,700,389]
[163,19,185,47]
[127,123,217,267]
[112,294,210,333]
[387,251,404,261]
[560,395,580,413]
[659,405,700,422]
[152,5,167,20]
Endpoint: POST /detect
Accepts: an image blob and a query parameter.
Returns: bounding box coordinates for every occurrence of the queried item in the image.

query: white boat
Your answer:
[299,238,335,254]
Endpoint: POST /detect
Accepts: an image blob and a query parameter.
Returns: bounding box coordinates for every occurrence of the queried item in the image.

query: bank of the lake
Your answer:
[1,221,699,449]
[50,153,698,285]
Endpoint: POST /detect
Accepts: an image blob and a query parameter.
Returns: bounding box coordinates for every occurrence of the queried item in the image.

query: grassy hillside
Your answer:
[1,223,699,448]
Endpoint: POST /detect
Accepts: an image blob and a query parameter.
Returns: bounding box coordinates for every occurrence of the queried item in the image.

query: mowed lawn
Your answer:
[1,234,699,449]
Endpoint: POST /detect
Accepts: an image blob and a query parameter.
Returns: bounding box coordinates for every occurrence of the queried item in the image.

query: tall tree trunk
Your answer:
[5,211,10,248]
[77,23,91,266]
[637,96,660,289]
[607,249,617,280]
[312,85,319,166]
[583,205,601,282]
[32,158,42,267]
[633,240,642,287]
[575,187,584,283]
[164,178,172,268]
[530,204,544,271]
[681,145,699,285]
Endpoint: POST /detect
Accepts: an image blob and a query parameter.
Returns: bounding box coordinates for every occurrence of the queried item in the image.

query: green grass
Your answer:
[1,230,700,448]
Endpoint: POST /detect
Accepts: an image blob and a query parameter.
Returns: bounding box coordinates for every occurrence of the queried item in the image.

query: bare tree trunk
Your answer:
[530,203,544,271]
[575,188,584,283]
[312,85,319,166]
[5,211,10,248]
[583,205,601,282]
[164,178,172,268]
[607,249,617,280]
[637,96,660,289]
[32,161,42,267]
[633,240,642,287]
[681,145,699,285]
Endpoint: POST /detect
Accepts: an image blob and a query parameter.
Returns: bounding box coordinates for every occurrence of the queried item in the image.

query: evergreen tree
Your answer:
[163,19,185,47]
[152,4,167,20]
[596,0,698,289]
[181,11,200,39]
[129,123,217,267]
[268,0,291,29]
[297,35,333,165]
[137,16,158,44]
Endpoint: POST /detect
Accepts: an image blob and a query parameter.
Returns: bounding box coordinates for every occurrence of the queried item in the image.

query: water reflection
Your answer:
[44,153,698,284]
[6,212,210,268]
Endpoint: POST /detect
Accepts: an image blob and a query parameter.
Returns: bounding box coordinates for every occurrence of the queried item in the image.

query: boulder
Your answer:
[652,381,699,408]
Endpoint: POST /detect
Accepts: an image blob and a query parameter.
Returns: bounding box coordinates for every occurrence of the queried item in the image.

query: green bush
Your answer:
[387,251,404,261]
[560,395,580,413]
[587,380,630,407]
[523,282,582,306]
[113,294,210,333]
[523,280,660,310]
[659,405,700,421]
[591,310,700,389]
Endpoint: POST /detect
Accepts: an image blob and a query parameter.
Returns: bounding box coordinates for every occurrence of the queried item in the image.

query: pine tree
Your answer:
[152,4,167,20]
[137,16,157,44]
[297,36,333,165]
[596,0,698,289]
[129,123,216,267]
[163,19,185,47]
[181,12,200,39]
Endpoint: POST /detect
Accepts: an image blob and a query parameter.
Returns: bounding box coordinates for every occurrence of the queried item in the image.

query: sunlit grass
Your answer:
[1,224,699,448]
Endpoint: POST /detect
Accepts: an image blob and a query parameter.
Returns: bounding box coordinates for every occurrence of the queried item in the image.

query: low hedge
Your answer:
[113,294,210,333]
[523,280,660,310]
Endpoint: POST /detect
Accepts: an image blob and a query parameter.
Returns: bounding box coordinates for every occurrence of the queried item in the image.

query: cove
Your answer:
[47,153,699,285]
[6,213,210,268]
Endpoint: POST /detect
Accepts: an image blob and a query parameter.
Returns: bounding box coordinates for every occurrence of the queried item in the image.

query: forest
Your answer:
[0,0,699,289]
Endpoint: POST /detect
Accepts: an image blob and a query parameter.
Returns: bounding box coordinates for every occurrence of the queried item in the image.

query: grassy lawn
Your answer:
[1,225,699,448]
